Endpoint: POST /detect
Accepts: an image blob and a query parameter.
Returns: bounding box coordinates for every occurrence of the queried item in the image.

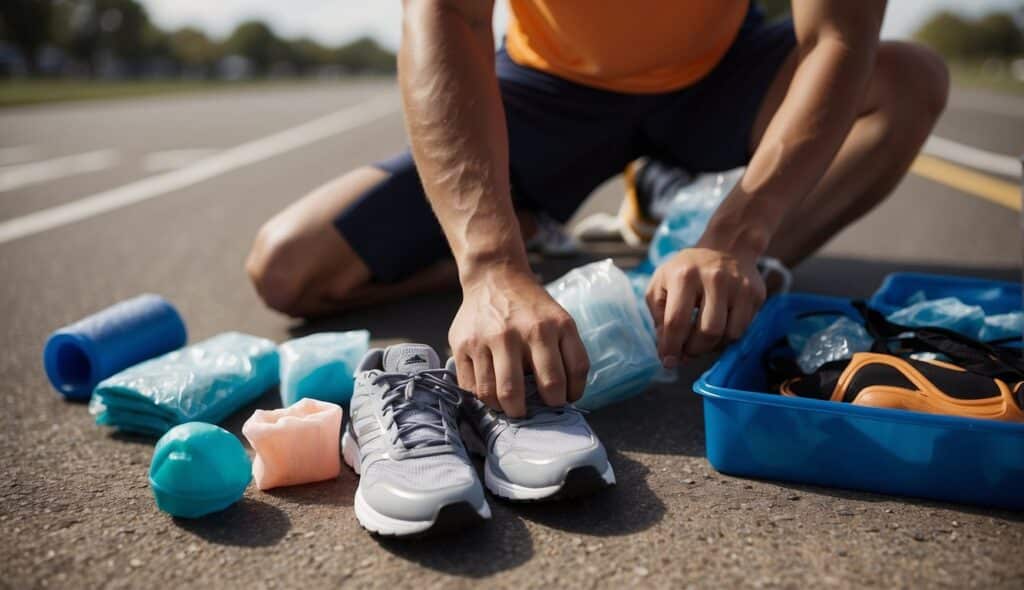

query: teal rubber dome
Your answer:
[149,422,252,518]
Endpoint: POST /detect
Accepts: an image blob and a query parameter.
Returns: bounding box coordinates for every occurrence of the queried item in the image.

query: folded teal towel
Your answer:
[89,332,278,436]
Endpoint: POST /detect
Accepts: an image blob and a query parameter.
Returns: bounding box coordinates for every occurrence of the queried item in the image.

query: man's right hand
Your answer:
[449,268,590,417]
[400,1,589,415]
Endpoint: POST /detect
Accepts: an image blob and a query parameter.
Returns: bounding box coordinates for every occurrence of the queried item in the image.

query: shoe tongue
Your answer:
[382,345,447,449]
[383,344,440,374]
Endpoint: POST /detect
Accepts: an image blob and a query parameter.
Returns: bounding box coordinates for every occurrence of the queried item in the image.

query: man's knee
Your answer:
[246,221,309,316]
[247,216,370,317]
[874,42,950,135]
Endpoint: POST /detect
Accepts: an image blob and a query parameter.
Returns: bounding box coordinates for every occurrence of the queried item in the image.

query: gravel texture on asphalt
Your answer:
[2,85,1022,589]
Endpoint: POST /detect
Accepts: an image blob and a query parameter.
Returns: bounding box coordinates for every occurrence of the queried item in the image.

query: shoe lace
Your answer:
[373,369,465,449]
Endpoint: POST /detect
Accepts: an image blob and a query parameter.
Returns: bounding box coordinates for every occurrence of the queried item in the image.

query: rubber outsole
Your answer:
[484,460,616,503]
[553,465,615,501]
[409,502,489,538]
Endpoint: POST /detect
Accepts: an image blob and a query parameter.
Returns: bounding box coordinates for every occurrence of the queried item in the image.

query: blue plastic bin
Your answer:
[870,272,1020,315]
[693,293,1024,510]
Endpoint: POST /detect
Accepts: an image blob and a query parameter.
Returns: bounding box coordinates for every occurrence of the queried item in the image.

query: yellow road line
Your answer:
[910,153,1020,211]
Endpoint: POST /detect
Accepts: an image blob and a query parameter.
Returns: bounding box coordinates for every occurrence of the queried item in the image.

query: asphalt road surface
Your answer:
[1,80,1022,589]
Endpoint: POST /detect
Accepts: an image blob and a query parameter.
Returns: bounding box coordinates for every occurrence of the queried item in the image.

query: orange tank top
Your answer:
[506,0,749,94]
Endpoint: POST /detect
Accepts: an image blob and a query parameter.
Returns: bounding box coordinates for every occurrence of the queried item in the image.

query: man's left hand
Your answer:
[645,247,766,367]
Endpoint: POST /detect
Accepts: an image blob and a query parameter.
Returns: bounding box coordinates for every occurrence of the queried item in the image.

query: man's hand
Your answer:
[400,1,588,417]
[646,248,766,367]
[642,3,887,367]
[449,268,590,418]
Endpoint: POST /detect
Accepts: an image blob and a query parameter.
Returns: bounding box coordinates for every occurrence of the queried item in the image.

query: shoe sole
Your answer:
[484,460,616,502]
[461,422,616,502]
[341,430,491,537]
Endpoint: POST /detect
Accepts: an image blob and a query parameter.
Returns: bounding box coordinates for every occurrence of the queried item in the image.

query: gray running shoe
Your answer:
[525,212,580,257]
[451,359,616,501]
[343,344,490,536]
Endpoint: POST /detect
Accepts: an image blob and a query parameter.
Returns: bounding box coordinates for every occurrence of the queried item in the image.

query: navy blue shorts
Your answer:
[336,7,796,282]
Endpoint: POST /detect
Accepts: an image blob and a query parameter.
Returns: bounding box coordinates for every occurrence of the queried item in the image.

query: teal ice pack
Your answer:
[90,332,279,436]
[278,330,369,407]
[548,259,661,410]
[887,292,1024,342]
[647,169,743,267]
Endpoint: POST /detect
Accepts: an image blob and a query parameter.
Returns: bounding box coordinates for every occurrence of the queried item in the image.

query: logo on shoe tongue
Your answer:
[404,354,427,366]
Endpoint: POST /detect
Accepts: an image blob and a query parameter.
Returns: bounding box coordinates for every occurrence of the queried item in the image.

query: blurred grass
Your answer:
[948,60,1024,96]
[0,79,328,108]
[3,62,1022,109]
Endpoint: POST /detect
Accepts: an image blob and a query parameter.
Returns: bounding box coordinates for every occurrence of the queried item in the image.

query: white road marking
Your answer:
[0,94,400,245]
[142,149,219,173]
[923,135,1021,179]
[0,149,120,192]
[0,145,38,166]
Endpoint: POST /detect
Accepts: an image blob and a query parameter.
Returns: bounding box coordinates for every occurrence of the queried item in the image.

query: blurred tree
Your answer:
[140,21,175,75]
[0,0,55,73]
[103,0,149,63]
[288,38,332,75]
[169,27,220,75]
[916,10,1024,59]
[975,12,1024,57]
[61,0,154,76]
[333,37,396,73]
[3,0,399,79]
[49,0,75,51]
[64,2,104,74]
[224,20,284,75]
[915,11,974,57]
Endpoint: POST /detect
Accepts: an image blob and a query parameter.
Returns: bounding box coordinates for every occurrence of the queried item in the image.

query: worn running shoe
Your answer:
[451,360,615,501]
[525,212,580,257]
[619,158,693,246]
[342,344,490,537]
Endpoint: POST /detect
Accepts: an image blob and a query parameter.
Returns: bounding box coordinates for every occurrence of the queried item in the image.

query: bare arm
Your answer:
[699,1,886,258]
[400,0,526,281]
[650,1,887,364]
[400,0,589,415]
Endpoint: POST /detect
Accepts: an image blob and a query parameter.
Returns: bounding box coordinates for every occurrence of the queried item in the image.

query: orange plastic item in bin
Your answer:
[782,353,1024,422]
[242,398,343,490]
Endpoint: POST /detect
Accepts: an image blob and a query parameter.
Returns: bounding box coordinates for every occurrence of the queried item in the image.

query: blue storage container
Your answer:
[693,293,1024,510]
[870,272,1020,315]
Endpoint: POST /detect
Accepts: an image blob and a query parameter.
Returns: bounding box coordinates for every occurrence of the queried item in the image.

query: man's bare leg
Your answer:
[246,167,541,318]
[245,166,461,317]
[749,41,950,266]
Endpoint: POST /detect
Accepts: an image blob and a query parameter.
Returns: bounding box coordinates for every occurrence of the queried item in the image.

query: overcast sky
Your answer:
[139,0,1023,48]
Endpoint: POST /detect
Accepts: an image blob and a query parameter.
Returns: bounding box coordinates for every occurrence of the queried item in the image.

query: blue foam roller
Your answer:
[43,294,187,400]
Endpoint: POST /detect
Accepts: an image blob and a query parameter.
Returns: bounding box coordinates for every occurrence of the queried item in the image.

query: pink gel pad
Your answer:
[242,398,343,490]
